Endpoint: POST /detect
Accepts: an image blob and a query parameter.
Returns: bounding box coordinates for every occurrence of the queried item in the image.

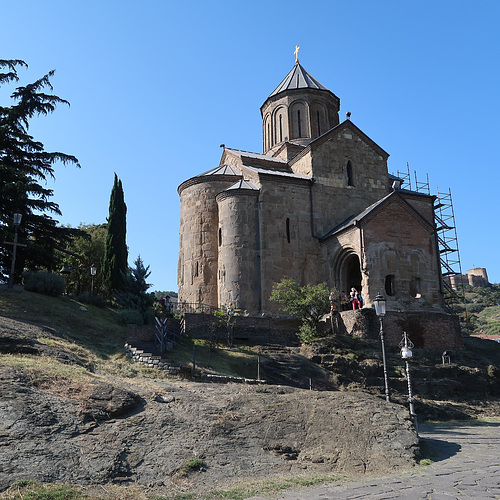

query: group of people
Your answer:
[331,288,364,311]
[156,295,173,314]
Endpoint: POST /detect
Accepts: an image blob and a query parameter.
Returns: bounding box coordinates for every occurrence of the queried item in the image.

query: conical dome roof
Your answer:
[268,63,329,98]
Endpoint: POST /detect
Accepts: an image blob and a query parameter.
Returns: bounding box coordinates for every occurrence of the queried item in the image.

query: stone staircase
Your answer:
[124,340,186,375]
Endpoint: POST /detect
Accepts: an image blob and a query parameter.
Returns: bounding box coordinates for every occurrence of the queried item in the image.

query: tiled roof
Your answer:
[197,164,242,177]
[225,179,260,191]
[225,148,288,166]
[269,63,329,98]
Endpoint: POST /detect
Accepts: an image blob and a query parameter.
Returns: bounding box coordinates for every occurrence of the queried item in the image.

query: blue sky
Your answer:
[1,1,499,289]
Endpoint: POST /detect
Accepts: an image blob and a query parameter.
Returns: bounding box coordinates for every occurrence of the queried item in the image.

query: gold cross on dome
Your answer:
[294,45,300,64]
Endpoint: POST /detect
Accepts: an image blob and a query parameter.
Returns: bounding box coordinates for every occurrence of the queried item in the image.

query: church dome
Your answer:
[261,61,340,155]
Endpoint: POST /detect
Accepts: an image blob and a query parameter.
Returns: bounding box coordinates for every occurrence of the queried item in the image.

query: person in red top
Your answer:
[350,287,361,310]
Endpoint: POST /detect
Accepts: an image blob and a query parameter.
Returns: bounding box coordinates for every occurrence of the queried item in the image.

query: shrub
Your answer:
[24,272,66,296]
[74,293,108,308]
[117,309,144,325]
[178,458,204,477]
[298,323,317,343]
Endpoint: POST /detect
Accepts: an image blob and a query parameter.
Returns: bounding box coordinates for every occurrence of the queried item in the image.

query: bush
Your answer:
[117,309,144,325]
[74,293,108,308]
[298,323,317,343]
[24,272,66,296]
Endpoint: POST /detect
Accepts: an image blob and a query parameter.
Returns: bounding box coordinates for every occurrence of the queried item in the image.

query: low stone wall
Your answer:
[338,308,463,351]
[183,313,302,346]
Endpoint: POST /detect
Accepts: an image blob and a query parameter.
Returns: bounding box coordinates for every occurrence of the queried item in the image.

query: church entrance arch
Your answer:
[343,254,362,294]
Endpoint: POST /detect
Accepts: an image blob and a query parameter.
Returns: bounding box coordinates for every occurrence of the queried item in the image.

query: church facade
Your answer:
[178,59,447,320]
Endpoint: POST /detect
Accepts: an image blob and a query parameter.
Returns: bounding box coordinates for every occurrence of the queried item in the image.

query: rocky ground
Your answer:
[0,316,420,498]
[1,314,500,498]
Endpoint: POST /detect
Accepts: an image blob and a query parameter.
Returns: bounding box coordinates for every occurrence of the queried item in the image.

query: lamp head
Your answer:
[374,293,386,317]
[401,346,413,359]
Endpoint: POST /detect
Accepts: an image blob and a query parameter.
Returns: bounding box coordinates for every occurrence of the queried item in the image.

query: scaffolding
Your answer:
[434,187,466,312]
[396,163,431,195]
[394,163,466,312]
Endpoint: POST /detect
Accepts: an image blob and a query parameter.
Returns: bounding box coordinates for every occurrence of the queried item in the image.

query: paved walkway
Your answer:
[250,420,500,499]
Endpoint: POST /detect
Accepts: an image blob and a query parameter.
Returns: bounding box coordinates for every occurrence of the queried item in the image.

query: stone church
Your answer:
[177,55,461,347]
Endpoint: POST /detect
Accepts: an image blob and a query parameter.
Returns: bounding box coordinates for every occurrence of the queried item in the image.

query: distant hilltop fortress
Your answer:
[449,268,490,289]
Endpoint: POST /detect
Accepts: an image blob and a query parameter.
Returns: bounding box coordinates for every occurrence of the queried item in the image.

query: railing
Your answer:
[160,301,219,315]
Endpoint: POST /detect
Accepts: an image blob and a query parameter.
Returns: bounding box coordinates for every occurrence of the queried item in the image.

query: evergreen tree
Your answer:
[0,59,81,281]
[102,173,127,295]
[114,255,154,318]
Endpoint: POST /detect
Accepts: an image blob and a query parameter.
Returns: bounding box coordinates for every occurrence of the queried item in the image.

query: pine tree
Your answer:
[102,173,128,295]
[0,59,81,281]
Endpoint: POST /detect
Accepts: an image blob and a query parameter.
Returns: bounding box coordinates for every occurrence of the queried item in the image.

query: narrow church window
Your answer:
[385,274,396,296]
[286,218,291,243]
[317,110,321,136]
[279,115,283,142]
[297,110,302,137]
[195,261,199,277]
[347,160,354,186]
[218,227,222,247]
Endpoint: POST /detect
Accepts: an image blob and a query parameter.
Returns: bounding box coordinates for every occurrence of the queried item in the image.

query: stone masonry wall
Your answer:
[178,178,238,308]
[339,308,463,351]
[217,191,260,314]
[183,313,302,346]
[292,125,389,237]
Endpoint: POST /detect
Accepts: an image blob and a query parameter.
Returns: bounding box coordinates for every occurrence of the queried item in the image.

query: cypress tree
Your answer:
[102,173,127,295]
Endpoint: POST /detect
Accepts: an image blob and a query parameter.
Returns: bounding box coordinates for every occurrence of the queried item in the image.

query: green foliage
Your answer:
[102,173,128,296]
[59,223,107,297]
[0,60,81,283]
[298,323,317,343]
[114,255,154,322]
[155,290,178,298]
[178,458,204,477]
[24,271,66,296]
[209,304,237,347]
[270,278,334,342]
[117,308,144,325]
[5,480,86,499]
[461,284,500,337]
[73,293,107,308]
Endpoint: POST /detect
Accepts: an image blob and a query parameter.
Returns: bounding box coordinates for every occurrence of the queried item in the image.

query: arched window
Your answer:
[218,227,222,247]
[385,274,396,296]
[279,114,283,142]
[347,160,354,186]
[286,218,291,243]
[317,110,321,136]
[297,110,302,137]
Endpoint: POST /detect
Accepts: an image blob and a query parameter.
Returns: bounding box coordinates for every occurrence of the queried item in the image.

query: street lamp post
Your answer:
[374,293,391,402]
[90,264,96,295]
[400,331,418,436]
[7,213,22,290]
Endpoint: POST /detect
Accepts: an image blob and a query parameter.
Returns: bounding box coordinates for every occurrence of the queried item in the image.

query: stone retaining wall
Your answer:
[338,308,463,350]
[182,313,302,345]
